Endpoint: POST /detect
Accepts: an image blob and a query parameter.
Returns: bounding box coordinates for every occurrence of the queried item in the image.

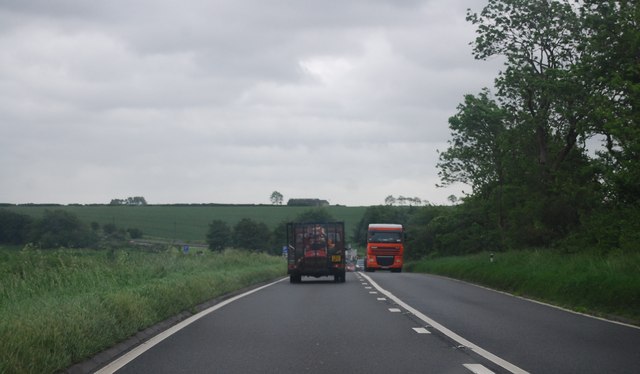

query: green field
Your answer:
[4,205,367,244]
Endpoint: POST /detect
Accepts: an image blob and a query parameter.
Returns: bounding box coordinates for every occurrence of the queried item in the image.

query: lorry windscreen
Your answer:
[368,231,402,243]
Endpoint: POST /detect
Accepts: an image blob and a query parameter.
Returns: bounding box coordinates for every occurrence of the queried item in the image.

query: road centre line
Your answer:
[95,278,287,374]
[359,272,529,374]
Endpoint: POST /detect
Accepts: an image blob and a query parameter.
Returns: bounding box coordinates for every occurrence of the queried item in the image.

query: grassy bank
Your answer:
[0,246,286,374]
[406,250,640,325]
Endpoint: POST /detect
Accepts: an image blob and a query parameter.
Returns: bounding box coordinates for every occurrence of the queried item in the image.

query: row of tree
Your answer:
[206,208,336,253]
[109,196,148,206]
[270,191,331,207]
[347,1,639,259]
[0,209,142,249]
[384,195,427,206]
[422,0,639,254]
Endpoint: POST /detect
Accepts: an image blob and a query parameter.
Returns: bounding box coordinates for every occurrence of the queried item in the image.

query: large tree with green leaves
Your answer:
[270,191,284,205]
[206,219,232,251]
[232,218,271,251]
[438,89,508,195]
[431,0,639,254]
[467,0,589,181]
[579,0,640,204]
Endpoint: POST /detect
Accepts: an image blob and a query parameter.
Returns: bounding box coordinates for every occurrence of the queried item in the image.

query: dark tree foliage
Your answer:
[270,191,284,205]
[579,0,640,205]
[270,220,289,254]
[292,208,337,223]
[207,219,231,251]
[110,196,148,206]
[404,205,452,260]
[31,210,98,249]
[425,0,640,256]
[270,208,339,253]
[0,209,33,244]
[127,228,143,239]
[103,223,117,235]
[232,218,271,251]
[352,205,413,247]
[286,198,329,206]
[438,89,508,195]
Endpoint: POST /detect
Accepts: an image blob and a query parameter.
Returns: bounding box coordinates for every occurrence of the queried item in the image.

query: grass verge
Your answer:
[406,249,640,325]
[0,246,285,374]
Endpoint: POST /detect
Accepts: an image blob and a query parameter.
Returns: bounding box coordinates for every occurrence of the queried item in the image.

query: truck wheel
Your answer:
[290,275,296,283]
[340,272,346,283]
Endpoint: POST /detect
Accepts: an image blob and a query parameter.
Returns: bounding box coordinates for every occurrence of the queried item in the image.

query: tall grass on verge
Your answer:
[0,246,285,374]
[406,250,640,324]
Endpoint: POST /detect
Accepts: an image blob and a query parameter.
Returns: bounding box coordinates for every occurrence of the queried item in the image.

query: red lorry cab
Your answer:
[365,223,404,272]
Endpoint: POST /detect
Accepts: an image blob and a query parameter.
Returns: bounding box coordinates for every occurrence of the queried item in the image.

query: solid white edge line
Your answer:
[94,278,287,374]
[359,272,529,374]
[448,275,640,330]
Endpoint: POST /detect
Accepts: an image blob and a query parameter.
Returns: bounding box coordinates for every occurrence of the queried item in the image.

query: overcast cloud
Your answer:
[0,0,501,206]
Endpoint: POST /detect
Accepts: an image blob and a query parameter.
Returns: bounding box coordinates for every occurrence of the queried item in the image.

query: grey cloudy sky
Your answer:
[0,0,501,206]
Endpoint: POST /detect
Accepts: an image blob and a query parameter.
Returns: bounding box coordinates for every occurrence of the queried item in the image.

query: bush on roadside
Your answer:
[0,209,33,245]
[30,210,98,249]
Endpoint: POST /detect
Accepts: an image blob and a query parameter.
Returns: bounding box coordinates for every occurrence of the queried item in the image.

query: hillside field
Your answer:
[4,205,367,245]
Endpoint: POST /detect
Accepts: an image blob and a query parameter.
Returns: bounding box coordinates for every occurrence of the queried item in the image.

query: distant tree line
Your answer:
[206,208,336,254]
[0,209,143,249]
[384,195,426,206]
[286,198,329,207]
[110,196,148,206]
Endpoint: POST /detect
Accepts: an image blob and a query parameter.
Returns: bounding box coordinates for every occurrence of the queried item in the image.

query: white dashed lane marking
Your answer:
[412,327,431,334]
[360,274,498,374]
[359,272,529,374]
[463,364,495,374]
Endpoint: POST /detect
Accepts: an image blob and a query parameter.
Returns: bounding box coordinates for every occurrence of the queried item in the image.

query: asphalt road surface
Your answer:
[97,272,640,374]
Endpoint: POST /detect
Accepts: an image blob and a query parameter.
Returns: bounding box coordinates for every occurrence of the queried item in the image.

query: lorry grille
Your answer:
[376,256,394,266]
[371,247,400,256]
